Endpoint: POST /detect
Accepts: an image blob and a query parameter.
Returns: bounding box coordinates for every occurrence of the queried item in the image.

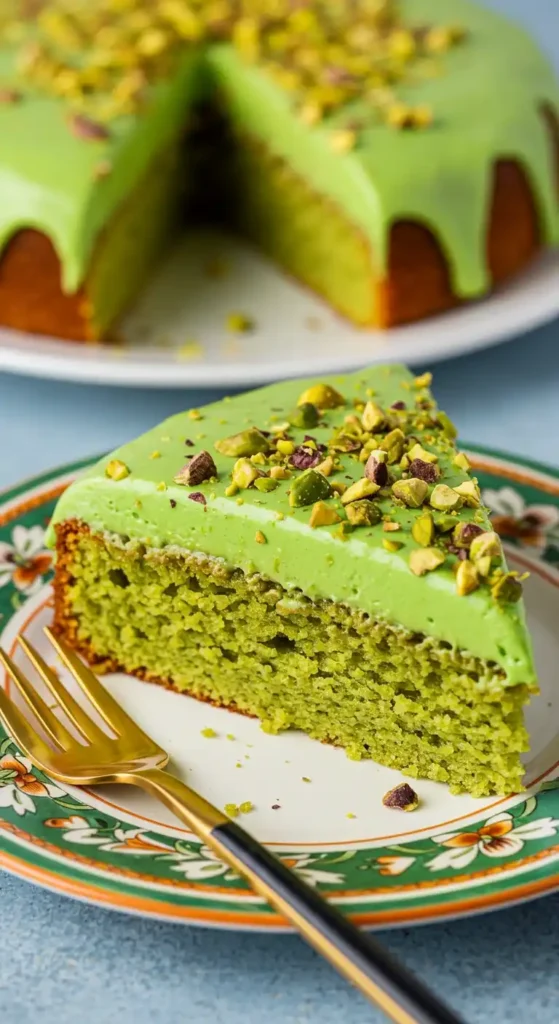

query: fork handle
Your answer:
[133,767,464,1024]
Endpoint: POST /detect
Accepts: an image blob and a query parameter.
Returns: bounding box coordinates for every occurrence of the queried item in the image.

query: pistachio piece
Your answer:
[359,438,379,463]
[289,469,333,507]
[287,402,319,429]
[408,458,439,483]
[232,458,262,490]
[174,450,217,486]
[297,383,345,409]
[379,428,406,464]
[437,411,458,439]
[434,514,457,533]
[409,547,445,576]
[491,572,524,603]
[430,484,463,511]
[105,459,130,481]
[277,439,295,456]
[413,372,432,389]
[254,477,278,493]
[341,478,380,505]
[309,501,342,528]
[291,444,322,470]
[470,531,501,568]
[408,443,438,464]
[391,478,429,508]
[456,559,479,596]
[411,511,434,547]
[383,538,403,552]
[315,455,335,477]
[382,783,419,812]
[346,500,382,526]
[270,465,291,480]
[452,522,484,549]
[453,481,481,508]
[453,452,471,471]
[215,428,269,458]
[361,401,385,432]
[364,451,388,486]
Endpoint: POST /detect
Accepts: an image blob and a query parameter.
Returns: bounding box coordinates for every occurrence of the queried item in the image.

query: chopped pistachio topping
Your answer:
[287,402,320,429]
[456,559,479,596]
[346,500,382,527]
[361,401,385,432]
[453,452,471,471]
[382,782,419,811]
[409,547,446,576]
[383,538,402,553]
[254,477,278,492]
[408,443,438,464]
[453,480,481,508]
[232,458,262,490]
[289,468,333,507]
[412,511,435,547]
[297,383,345,410]
[174,450,217,486]
[378,428,405,464]
[341,478,380,505]
[391,478,428,508]
[105,459,129,481]
[215,428,270,457]
[201,728,217,739]
[430,484,463,511]
[309,501,342,529]
[255,530,267,544]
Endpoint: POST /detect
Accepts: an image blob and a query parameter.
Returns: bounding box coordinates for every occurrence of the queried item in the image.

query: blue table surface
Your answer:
[1,2,559,1021]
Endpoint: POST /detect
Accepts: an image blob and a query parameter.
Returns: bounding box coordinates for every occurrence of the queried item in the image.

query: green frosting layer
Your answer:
[1,0,558,296]
[47,363,536,688]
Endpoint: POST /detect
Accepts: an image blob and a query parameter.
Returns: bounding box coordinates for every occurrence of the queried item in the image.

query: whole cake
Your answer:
[0,0,558,340]
[47,364,537,796]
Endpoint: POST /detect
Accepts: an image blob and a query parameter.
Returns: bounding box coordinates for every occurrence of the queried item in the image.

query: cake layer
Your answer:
[47,364,536,686]
[1,0,558,310]
[52,521,530,797]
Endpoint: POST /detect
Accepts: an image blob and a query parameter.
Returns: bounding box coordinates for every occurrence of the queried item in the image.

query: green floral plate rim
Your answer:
[1,445,559,931]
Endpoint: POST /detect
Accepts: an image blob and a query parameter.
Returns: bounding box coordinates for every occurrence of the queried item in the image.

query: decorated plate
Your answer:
[1,446,559,930]
[0,231,558,389]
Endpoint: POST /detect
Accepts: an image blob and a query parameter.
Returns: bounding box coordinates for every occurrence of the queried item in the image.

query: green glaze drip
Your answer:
[1,0,558,297]
[47,364,537,689]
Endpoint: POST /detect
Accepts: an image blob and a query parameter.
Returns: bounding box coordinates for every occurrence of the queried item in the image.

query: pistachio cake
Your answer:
[47,365,537,797]
[0,1,558,339]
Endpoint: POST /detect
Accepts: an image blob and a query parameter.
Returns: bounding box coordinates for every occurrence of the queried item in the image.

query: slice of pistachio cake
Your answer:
[47,365,537,796]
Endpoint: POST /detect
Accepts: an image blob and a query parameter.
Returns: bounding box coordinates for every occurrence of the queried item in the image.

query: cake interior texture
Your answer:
[54,522,529,798]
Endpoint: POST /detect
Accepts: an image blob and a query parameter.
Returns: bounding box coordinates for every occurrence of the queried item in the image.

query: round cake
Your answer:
[0,0,558,341]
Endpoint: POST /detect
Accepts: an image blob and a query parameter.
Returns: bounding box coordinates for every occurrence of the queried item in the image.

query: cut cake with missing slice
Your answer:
[47,364,537,796]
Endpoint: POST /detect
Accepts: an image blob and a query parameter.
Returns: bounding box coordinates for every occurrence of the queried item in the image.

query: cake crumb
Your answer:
[178,340,204,361]
[227,312,254,333]
[201,727,217,739]
[272,803,281,810]
[382,783,419,812]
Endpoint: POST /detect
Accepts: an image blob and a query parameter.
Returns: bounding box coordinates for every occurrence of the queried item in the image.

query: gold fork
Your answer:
[0,627,464,1024]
